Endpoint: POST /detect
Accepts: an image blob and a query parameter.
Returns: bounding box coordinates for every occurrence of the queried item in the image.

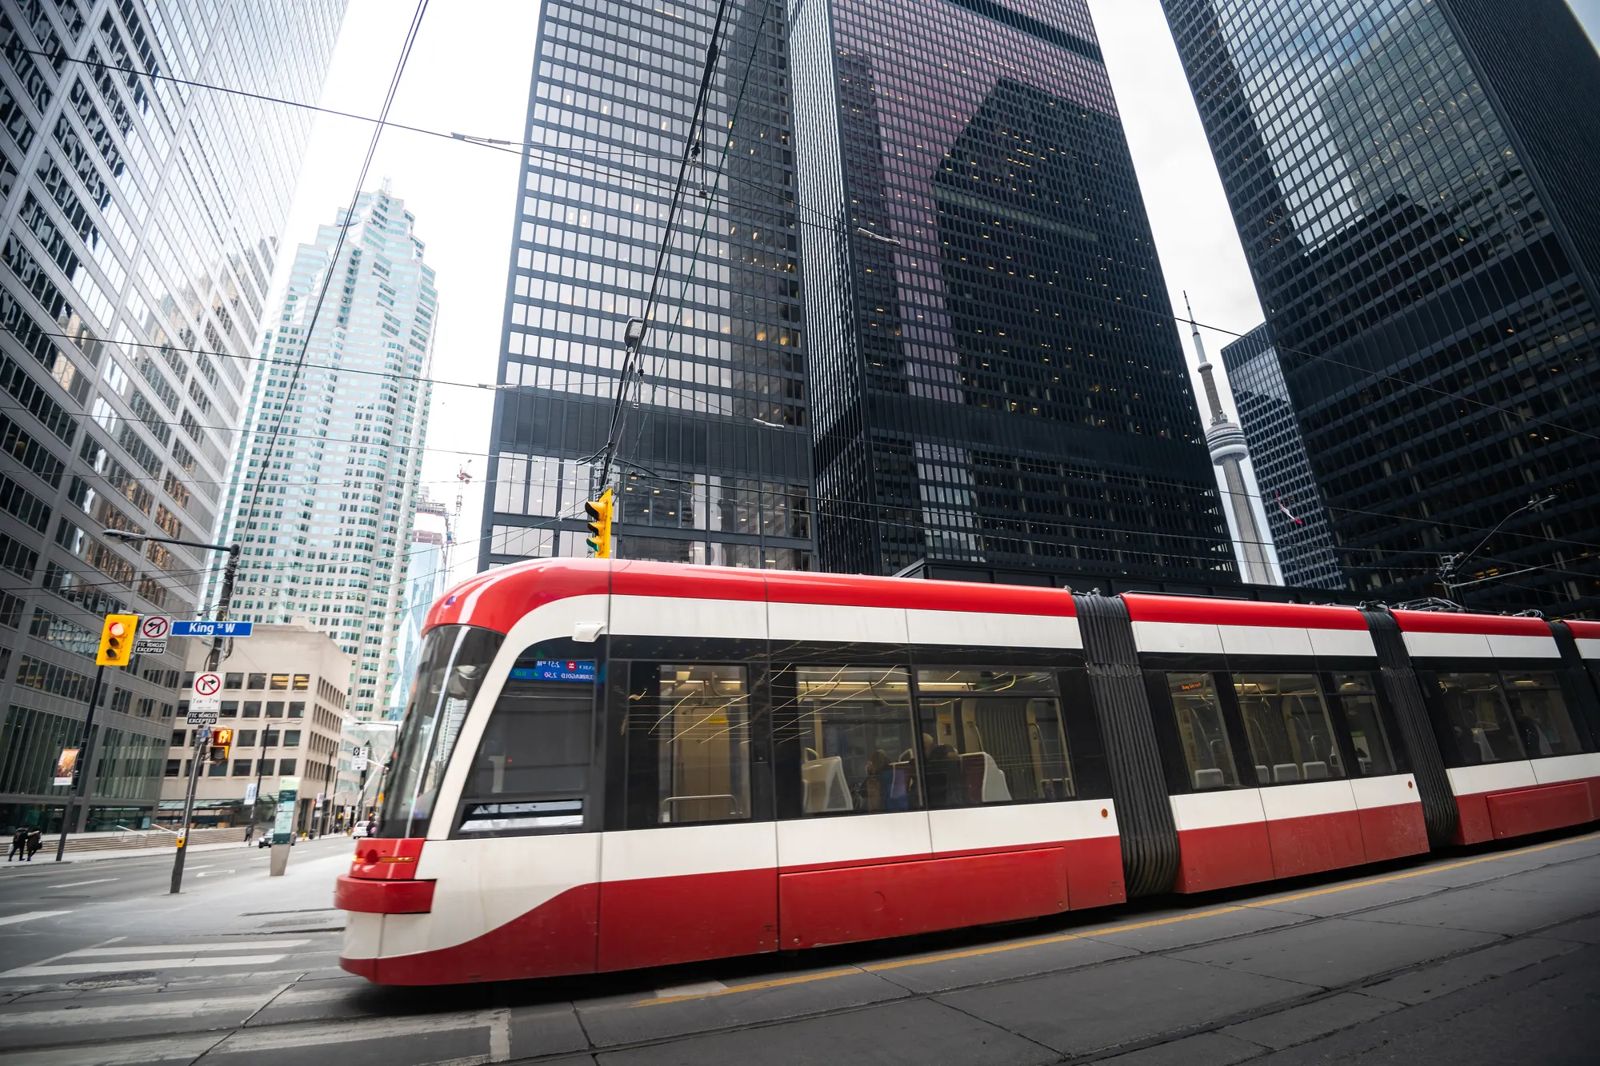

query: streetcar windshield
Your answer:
[377,625,503,838]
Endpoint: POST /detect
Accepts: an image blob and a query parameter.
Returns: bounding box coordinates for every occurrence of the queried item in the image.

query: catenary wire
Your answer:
[7,390,1599,566]
[12,40,1597,451]
[3,47,1593,598]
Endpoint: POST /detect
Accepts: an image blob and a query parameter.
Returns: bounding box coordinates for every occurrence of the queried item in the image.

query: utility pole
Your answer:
[242,725,277,843]
[53,666,105,862]
[123,534,241,889]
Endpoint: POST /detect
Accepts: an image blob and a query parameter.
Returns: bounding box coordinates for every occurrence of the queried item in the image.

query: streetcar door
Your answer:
[598,645,778,972]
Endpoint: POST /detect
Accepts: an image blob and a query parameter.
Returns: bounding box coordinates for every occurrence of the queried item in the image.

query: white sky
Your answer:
[267,0,1598,586]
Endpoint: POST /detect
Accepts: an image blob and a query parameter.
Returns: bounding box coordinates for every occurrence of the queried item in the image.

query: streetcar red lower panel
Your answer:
[598,868,776,971]
[1453,781,1597,844]
[1265,810,1366,879]
[342,836,1125,983]
[1173,821,1276,894]
[1356,801,1429,862]
[780,847,1074,950]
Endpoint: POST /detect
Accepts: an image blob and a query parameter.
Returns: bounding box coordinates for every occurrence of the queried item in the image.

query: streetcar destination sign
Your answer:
[172,620,254,638]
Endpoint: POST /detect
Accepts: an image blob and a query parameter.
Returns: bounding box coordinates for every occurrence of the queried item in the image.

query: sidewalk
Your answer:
[0,835,357,870]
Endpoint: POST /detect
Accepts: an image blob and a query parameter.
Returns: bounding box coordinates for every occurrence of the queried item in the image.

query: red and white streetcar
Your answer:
[336,559,1600,984]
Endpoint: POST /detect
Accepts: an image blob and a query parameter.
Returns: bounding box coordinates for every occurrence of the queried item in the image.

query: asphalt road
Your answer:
[0,836,353,973]
[0,830,1596,1065]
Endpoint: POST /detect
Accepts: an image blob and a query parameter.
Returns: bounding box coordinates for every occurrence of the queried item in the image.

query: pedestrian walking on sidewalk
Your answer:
[7,827,25,861]
[26,827,42,861]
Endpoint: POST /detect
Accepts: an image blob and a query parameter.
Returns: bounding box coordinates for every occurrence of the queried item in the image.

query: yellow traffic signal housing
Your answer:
[585,487,614,559]
[209,727,234,764]
[96,613,139,666]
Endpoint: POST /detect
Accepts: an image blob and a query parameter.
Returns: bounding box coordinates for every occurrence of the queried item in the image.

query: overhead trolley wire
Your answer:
[11,39,1596,451]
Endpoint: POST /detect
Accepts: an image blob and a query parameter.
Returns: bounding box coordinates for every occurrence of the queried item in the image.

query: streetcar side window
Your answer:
[1430,672,1524,765]
[1233,674,1345,783]
[1166,672,1239,790]
[1328,672,1399,776]
[1500,671,1583,757]
[914,669,1074,805]
[794,666,920,815]
[623,664,752,826]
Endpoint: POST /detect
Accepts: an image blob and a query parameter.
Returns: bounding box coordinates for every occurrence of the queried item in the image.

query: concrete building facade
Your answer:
[160,623,350,834]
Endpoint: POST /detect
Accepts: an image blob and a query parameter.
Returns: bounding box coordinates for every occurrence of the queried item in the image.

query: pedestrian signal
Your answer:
[96,613,139,666]
[584,487,614,559]
[209,726,234,764]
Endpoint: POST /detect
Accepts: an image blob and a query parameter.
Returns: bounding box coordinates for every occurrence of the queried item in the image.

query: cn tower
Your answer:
[1187,296,1281,586]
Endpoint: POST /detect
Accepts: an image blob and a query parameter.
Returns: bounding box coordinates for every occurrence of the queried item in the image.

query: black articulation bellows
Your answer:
[1075,593,1180,897]
[1361,609,1459,848]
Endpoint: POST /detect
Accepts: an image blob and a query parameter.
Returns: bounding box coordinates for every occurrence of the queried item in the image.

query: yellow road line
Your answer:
[639,829,1599,1007]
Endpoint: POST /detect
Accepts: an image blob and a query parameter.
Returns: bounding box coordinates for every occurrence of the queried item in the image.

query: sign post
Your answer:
[269,775,299,877]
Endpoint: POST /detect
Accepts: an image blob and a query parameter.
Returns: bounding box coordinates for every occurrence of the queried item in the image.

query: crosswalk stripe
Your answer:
[2,954,286,978]
[63,939,310,957]
[0,993,265,1027]
[0,910,70,927]
[0,1033,218,1065]
[218,1010,502,1053]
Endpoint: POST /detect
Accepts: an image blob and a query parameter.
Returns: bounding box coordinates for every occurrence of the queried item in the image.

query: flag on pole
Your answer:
[1275,493,1305,526]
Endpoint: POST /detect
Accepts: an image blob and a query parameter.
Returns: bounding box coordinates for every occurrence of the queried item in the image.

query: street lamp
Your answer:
[1438,493,1558,602]
[751,417,785,568]
[105,529,241,893]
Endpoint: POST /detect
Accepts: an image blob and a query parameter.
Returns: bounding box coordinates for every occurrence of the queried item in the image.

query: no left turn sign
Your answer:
[141,615,170,640]
[193,672,222,697]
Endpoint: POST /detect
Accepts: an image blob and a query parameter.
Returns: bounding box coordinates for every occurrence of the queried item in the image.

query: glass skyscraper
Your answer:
[1220,324,1344,590]
[1163,0,1600,613]
[791,0,1235,580]
[221,189,436,724]
[0,0,345,830]
[481,0,814,572]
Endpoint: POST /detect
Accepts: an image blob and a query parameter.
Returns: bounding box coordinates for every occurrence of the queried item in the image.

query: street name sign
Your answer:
[172,620,254,638]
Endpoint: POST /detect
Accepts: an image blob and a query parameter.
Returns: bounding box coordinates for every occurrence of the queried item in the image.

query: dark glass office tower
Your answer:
[481,0,814,571]
[790,0,1234,581]
[1164,0,1600,614]
[0,1,345,831]
[1220,325,1344,590]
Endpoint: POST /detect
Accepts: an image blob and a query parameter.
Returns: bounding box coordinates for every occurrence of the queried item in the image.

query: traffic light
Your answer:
[209,727,234,764]
[96,613,139,667]
[584,487,614,558]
